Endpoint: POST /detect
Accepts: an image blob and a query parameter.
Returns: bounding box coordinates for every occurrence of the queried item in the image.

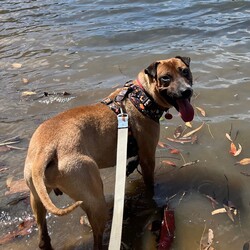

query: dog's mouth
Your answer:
[174,98,194,122]
[162,93,194,122]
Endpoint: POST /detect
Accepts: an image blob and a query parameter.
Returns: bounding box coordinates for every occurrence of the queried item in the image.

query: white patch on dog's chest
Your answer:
[126,155,139,176]
[127,155,138,164]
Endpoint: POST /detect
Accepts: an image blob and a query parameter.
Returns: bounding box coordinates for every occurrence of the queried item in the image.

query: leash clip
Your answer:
[117,108,128,129]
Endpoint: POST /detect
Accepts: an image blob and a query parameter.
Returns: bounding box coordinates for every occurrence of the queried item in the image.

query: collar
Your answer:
[127,82,164,122]
[101,81,166,122]
[136,78,144,90]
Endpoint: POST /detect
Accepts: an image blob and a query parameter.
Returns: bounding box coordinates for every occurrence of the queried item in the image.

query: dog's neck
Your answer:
[135,71,172,112]
[136,71,148,87]
[136,78,144,90]
[136,71,157,98]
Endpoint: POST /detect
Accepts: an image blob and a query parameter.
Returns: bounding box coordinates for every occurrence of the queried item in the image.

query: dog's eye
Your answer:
[181,68,190,78]
[160,75,172,86]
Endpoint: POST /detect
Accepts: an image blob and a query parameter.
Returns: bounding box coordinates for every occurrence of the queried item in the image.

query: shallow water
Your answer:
[1,0,250,249]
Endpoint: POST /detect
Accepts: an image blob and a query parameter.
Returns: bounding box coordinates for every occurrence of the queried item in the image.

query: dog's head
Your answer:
[143,56,194,122]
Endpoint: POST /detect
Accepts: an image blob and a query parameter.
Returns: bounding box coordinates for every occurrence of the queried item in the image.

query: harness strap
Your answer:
[101,82,132,114]
[101,81,165,122]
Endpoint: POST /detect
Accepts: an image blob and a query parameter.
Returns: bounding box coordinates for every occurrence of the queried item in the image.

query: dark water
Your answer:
[1,0,250,249]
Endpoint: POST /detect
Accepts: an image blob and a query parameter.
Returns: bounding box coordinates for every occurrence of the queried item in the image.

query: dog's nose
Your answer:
[181,88,193,99]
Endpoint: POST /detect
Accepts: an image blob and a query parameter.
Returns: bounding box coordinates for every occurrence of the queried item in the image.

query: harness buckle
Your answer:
[117,109,128,129]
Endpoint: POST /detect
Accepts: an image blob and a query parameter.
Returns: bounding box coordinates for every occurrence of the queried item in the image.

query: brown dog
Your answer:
[24,56,194,250]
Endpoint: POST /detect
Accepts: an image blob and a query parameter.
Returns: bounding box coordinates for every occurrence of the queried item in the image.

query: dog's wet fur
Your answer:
[24,56,194,249]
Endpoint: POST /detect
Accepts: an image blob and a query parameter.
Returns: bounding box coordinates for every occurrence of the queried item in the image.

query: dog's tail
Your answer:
[31,150,83,216]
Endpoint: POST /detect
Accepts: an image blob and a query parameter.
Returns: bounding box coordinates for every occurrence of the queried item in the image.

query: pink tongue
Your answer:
[176,99,194,122]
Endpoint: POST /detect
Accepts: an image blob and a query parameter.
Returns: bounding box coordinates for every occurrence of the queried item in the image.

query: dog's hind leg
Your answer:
[58,155,108,250]
[30,191,53,250]
[83,194,108,250]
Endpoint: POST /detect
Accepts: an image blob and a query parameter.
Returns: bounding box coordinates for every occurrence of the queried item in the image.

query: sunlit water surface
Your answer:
[1,1,250,249]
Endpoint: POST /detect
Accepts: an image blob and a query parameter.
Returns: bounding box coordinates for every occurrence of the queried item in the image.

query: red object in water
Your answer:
[158,207,175,250]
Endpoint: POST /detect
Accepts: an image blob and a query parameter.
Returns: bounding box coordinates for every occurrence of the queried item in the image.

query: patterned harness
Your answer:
[101,81,165,122]
[101,81,166,176]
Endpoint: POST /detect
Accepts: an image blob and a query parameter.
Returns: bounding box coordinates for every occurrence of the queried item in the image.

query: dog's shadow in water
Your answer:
[154,165,243,206]
[119,165,244,249]
[61,165,244,250]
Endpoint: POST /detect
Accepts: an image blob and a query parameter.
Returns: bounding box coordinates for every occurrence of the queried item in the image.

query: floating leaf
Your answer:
[240,171,250,177]
[207,229,214,246]
[182,122,204,138]
[0,136,21,144]
[21,91,36,97]
[12,63,22,69]
[0,145,11,152]
[207,124,214,139]
[80,215,91,228]
[169,149,180,154]
[173,125,183,138]
[80,216,84,225]
[158,141,167,148]
[235,158,250,166]
[201,228,215,250]
[234,143,242,156]
[223,203,237,222]
[0,167,9,173]
[185,122,192,128]
[22,78,29,84]
[211,207,237,216]
[180,160,199,169]
[229,142,242,157]
[0,218,35,244]
[225,133,233,142]
[205,195,218,209]
[211,208,228,215]
[166,137,192,144]
[0,141,20,147]
[161,160,177,167]
[212,199,238,222]
[196,106,206,116]
[6,145,25,150]
[62,91,70,96]
[230,142,237,155]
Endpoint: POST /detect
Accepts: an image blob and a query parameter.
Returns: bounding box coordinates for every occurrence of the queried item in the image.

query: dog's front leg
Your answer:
[139,150,156,198]
[137,136,157,191]
[140,155,155,189]
[134,122,160,193]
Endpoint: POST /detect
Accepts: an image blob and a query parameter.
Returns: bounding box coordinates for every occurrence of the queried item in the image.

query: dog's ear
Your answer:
[144,61,160,79]
[175,56,191,67]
